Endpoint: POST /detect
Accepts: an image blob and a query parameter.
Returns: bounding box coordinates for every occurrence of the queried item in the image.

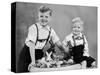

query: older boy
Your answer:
[18,5,65,72]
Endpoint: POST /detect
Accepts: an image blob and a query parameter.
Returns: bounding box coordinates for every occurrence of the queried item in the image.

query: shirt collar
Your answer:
[37,22,51,31]
[71,32,83,38]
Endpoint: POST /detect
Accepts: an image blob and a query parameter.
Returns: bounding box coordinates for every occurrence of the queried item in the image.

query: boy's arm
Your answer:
[62,36,71,53]
[83,36,89,57]
[26,41,35,64]
[25,25,37,65]
[50,29,67,52]
[55,41,67,53]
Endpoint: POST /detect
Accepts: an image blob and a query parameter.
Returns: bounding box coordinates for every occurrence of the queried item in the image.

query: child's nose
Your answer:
[42,16,46,19]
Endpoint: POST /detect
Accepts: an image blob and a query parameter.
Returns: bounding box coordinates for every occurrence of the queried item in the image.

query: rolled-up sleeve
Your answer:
[25,25,37,45]
[51,29,60,44]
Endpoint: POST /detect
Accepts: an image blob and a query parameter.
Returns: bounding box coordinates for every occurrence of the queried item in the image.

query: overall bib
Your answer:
[70,35,95,67]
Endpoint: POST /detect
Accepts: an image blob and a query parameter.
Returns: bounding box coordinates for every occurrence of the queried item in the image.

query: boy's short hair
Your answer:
[39,5,52,16]
[72,17,84,25]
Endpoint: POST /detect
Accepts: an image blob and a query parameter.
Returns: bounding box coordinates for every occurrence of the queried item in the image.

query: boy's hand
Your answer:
[26,41,36,69]
[62,44,69,53]
[67,59,74,64]
[28,62,36,71]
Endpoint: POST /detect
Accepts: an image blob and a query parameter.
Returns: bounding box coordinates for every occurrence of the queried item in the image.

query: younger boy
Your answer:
[62,17,95,68]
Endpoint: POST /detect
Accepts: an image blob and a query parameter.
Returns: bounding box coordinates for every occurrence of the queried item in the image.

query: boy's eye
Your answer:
[40,15,43,18]
[78,27,80,28]
[45,16,48,18]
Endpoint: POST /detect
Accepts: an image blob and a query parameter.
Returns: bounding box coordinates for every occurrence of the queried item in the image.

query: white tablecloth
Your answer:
[30,64,81,72]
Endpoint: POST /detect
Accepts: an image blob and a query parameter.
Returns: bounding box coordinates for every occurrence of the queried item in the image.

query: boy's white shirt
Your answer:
[25,23,60,49]
[62,32,89,57]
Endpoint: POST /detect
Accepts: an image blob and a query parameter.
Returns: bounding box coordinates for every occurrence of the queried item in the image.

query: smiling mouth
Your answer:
[73,30,80,34]
[41,20,48,23]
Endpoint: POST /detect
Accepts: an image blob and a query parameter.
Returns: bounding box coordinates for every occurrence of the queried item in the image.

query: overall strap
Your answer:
[72,36,76,46]
[72,34,85,46]
[82,34,86,45]
[42,27,51,50]
[35,24,38,45]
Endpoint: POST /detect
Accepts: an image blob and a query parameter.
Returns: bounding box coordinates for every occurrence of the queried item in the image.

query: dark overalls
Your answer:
[70,35,95,67]
[17,24,51,72]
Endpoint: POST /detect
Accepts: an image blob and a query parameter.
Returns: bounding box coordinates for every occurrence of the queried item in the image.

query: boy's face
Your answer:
[72,22,83,35]
[38,11,51,27]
